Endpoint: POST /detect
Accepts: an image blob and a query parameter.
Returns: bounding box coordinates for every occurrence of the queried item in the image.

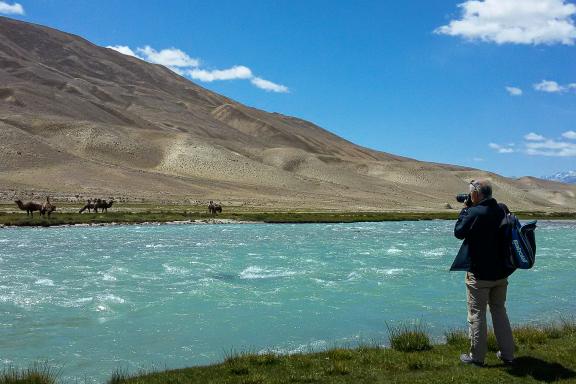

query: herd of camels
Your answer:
[13,197,224,217]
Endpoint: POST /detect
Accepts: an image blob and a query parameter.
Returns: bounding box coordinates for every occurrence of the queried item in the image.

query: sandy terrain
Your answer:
[1,16,575,212]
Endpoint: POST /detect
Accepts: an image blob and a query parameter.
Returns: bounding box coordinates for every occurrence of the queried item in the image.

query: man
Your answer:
[451,179,515,366]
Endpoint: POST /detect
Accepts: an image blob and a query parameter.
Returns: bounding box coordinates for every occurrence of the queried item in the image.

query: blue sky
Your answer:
[3,0,576,177]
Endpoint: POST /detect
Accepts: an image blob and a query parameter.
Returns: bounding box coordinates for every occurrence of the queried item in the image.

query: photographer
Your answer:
[451,179,515,366]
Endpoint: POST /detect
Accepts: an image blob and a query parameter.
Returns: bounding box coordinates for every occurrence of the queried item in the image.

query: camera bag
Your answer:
[499,213,537,270]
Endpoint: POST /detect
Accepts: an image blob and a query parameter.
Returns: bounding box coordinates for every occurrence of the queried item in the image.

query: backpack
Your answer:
[499,213,537,269]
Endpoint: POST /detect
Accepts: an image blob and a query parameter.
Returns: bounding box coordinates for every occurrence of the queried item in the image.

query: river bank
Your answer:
[5,320,576,384]
[109,320,576,384]
[1,208,575,227]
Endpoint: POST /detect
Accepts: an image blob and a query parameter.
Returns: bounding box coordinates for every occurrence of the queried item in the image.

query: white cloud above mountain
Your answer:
[250,77,290,93]
[0,1,23,15]
[136,46,200,68]
[490,132,576,157]
[435,0,576,45]
[107,44,288,93]
[189,66,253,82]
[106,45,137,57]
[525,139,576,156]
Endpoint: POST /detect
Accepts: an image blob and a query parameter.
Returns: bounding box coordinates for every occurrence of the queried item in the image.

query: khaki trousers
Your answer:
[466,272,515,362]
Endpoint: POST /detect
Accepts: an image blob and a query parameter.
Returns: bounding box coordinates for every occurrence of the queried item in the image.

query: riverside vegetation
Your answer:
[1,203,575,226]
[3,320,576,384]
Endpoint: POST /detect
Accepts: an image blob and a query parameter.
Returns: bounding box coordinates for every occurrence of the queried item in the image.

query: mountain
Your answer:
[1,16,575,211]
[542,171,576,185]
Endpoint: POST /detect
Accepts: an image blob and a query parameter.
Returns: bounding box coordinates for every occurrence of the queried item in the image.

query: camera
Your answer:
[456,193,472,207]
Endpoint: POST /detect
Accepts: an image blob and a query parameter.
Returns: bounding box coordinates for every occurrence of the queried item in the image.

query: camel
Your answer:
[208,201,223,215]
[79,199,114,213]
[94,199,114,213]
[79,199,96,213]
[40,196,56,217]
[15,200,43,216]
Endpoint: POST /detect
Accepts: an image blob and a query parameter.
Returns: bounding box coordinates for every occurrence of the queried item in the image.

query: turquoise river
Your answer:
[1,221,575,382]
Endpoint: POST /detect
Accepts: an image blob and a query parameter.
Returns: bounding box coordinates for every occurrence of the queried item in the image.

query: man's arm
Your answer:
[454,207,477,240]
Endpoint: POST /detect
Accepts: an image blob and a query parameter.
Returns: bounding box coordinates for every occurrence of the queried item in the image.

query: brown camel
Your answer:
[40,196,56,217]
[15,200,43,216]
[208,201,222,215]
[94,199,114,213]
[79,199,114,213]
[79,199,96,213]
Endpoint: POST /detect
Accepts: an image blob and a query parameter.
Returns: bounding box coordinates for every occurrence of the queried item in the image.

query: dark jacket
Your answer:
[450,197,512,280]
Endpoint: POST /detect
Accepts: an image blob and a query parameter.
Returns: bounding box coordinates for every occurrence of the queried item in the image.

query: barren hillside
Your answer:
[1,16,575,211]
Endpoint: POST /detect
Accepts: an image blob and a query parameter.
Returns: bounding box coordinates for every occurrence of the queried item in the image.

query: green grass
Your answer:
[0,210,463,227]
[444,329,468,346]
[6,322,576,383]
[0,364,57,384]
[104,321,576,384]
[387,322,432,352]
[2,200,575,227]
[1,208,575,227]
[515,211,576,220]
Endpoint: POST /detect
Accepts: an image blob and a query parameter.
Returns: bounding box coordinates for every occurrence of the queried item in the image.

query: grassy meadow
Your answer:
[3,320,576,384]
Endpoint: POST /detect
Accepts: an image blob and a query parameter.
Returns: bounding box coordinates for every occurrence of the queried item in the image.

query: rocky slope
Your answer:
[1,16,575,211]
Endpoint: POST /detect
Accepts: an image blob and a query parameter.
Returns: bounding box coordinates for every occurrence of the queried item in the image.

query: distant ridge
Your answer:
[542,171,576,185]
[1,16,575,211]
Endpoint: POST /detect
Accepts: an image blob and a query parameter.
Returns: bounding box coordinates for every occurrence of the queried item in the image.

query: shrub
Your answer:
[108,369,130,384]
[247,353,281,366]
[222,349,252,376]
[387,322,432,352]
[560,316,576,335]
[513,326,548,346]
[444,329,468,346]
[0,364,58,384]
[542,324,563,339]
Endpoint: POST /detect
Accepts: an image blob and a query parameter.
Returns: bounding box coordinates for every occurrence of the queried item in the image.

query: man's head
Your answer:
[469,179,492,205]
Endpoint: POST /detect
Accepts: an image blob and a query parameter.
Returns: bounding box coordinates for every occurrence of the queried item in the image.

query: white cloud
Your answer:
[524,132,546,141]
[505,86,523,96]
[105,44,288,93]
[562,130,576,139]
[491,132,576,157]
[525,139,576,156]
[473,157,485,162]
[107,45,138,57]
[489,143,515,153]
[435,0,576,45]
[0,1,23,14]
[188,66,253,82]
[136,46,200,68]
[250,77,289,93]
[534,80,566,93]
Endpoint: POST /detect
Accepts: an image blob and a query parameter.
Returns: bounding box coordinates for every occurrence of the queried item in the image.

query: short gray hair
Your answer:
[471,179,492,198]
